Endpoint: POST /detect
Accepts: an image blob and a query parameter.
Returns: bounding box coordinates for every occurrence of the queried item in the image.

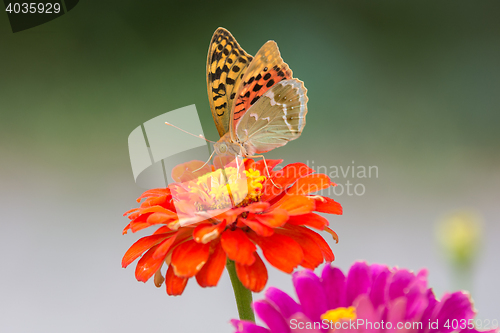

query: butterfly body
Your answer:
[207,28,308,162]
[214,133,246,156]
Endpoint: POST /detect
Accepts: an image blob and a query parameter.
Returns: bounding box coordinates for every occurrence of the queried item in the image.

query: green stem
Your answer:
[226,259,255,322]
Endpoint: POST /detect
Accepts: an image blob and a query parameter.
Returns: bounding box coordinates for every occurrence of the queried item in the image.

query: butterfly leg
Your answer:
[247,154,282,189]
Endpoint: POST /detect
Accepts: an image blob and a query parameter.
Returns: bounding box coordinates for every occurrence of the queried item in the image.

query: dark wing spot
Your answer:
[238,57,247,64]
[243,91,250,98]
[214,67,223,80]
[212,50,221,62]
[247,77,255,84]
[273,65,280,71]
[266,79,275,88]
[264,67,268,71]
[277,71,285,77]
[263,73,271,80]
[232,50,240,56]
[223,49,229,56]
[217,44,223,51]
[215,102,227,110]
[214,83,226,92]
[232,65,241,72]
[227,58,233,64]
[226,77,235,85]
[222,65,230,73]
[253,84,263,92]
[250,97,259,105]
[255,74,262,81]
[230,93,236,99]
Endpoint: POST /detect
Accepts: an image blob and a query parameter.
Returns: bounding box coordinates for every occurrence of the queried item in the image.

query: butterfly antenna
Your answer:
[193,149,216,172]
[165,122,216,143]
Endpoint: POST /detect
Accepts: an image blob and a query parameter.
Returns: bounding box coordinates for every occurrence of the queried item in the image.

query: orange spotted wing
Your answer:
[229,41,293,138]
[207,28,253,138]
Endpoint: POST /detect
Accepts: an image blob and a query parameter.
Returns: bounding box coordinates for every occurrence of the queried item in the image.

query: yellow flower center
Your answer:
[320,307,357,323]
[189,166,266,210]
[243,168,267,201]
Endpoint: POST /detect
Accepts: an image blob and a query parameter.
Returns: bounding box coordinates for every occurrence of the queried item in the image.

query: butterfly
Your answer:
[206,28,308,168]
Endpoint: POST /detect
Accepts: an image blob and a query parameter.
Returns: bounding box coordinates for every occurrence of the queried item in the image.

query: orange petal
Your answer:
[131,212,151,222]
[165,264,188,296]
[122,223,131,235]
[325,226,339,244]
[261,163,314,201]
[152,235,177,260]
[272,195,315,216]
[220,229,256,266]
[219,202,270,224]
[129,222,152,233]
[277,227,324,269]
[314,196,343,215]
[287,213,329,230]
[243,158,256,170]
[245,201,271,213]
[135,244,164,282]
[171,240,211,278]
[254,209,289,228]
[147,212,178,225]
[139,205,176,215]
[140,195,174,210]
[193,222,226,244]
[297,226,335,262]
[235,253,268,292]
[153,228,192,261]
[171,160,212,182]
[239,218,274,237]
[136,188,171,202]
[153,225,174,235]
[249,232,304,273]
[154,267,165,287]
[196,241,227,287]
[127,213,154,233]
[286,174,331,195]
[251,159,282,175]
[122,233,172,268]
[124,208,139,217]
[172,200,198,217]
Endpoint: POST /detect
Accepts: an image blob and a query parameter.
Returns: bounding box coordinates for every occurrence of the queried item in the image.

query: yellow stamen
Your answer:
[320,307,356,323]
[243,168,266,202]
[187,166,267,210]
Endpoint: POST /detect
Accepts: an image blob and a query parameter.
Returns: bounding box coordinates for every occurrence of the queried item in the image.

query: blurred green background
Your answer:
[1,1,499,332]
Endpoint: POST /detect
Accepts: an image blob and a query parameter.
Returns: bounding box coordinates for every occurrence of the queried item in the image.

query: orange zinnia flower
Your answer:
[122,158,342,295]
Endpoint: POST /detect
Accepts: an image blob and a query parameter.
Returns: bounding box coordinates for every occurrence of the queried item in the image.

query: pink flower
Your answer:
[232,262,498,333]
